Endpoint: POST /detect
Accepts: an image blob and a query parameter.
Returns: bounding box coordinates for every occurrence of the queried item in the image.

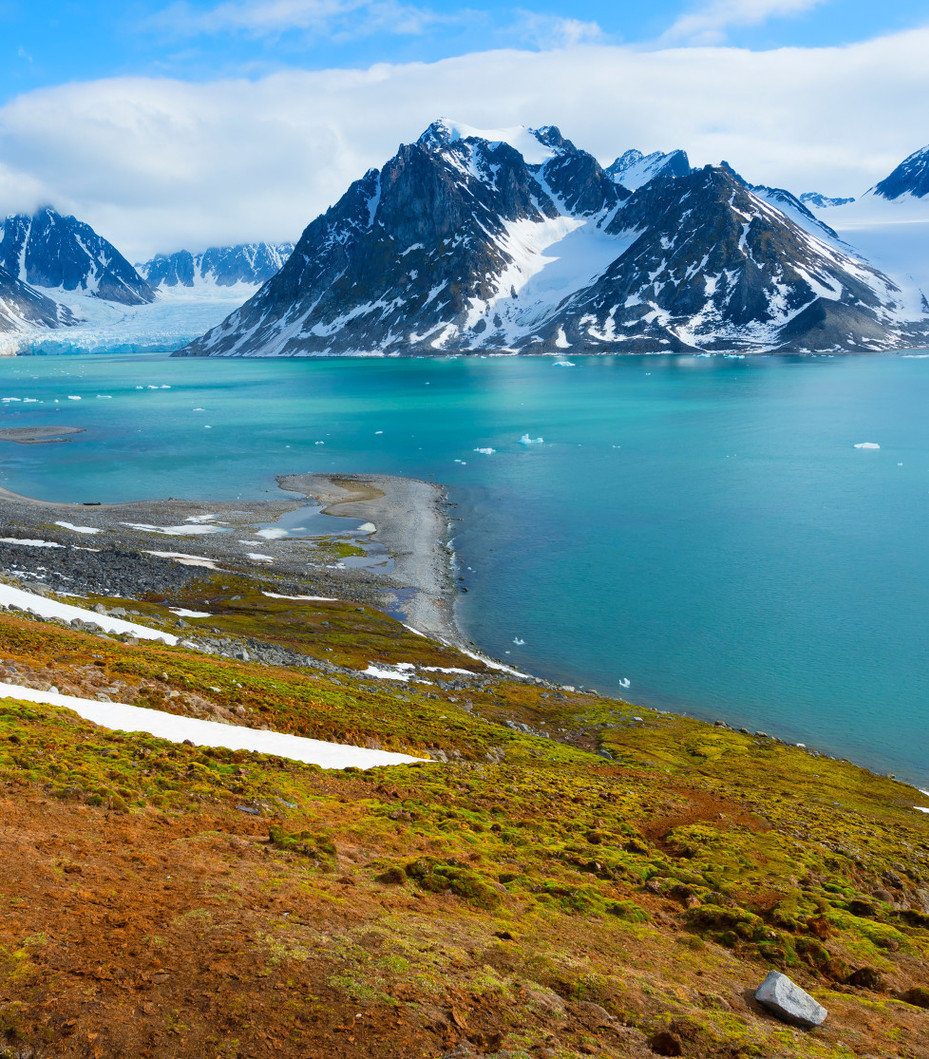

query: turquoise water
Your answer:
[1,353,927,785]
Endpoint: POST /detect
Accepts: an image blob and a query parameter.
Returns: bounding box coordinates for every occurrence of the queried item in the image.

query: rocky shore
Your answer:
[0,472,459,645]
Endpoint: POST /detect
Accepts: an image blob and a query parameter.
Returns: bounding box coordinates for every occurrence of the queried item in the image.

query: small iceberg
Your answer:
[473,447,496,455]
[519,434,544,445]
[513,637,525,646]
[553,360,575,367]
[854,442,880,450]
[617,678,631,689]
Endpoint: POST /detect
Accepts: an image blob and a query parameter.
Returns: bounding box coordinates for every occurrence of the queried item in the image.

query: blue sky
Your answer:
[4,0,927,100]
[1,0,927,256]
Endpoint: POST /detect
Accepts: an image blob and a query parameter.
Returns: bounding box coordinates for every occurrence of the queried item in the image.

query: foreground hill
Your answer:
[177,120,925,358]
[0,497,927,1057]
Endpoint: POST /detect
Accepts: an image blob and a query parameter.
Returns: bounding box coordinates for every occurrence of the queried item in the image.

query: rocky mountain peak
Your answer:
[871,144,929,200]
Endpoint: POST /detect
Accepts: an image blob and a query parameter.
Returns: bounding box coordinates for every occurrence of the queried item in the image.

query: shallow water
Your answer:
[0,352,927,785]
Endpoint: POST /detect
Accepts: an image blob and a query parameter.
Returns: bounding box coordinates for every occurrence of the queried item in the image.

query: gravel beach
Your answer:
[0,472,459,644]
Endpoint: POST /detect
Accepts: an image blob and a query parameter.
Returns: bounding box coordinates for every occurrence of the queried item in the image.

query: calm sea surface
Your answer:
[1,352,927,786]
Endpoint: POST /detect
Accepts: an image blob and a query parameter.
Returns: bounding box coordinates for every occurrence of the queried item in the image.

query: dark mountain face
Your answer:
[872,145,929,200]
[0,265,76,333]
[175,123,924,359]
[538,166,910,353]
[0,208,153,306]
[142,243,295,288]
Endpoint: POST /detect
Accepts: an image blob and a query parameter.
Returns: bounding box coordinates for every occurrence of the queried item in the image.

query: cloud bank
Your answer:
[1,28,927,259]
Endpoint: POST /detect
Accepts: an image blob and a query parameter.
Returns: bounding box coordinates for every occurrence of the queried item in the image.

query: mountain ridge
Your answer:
[176,122,925,358]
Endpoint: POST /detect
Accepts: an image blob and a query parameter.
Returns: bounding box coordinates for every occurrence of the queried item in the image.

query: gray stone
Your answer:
[755,970,827,1028]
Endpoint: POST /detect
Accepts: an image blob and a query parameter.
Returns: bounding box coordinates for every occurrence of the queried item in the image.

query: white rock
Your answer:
[755,970,827,1028]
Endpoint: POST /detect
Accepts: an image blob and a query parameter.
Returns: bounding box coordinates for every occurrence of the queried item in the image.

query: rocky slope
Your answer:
[140,241,295,289]
[0,264,76,335]
[178,120,924,358]
[871,144,929,200]
[0,207,153,306]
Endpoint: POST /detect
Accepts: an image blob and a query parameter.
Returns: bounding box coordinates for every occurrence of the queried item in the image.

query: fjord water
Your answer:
[1,353,927,786]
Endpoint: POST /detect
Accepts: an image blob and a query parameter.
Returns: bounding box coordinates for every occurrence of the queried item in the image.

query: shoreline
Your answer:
[0,472,926,792]
[0,471,461,648]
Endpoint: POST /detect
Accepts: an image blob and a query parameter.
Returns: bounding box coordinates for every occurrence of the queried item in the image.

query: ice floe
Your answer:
[854,442,881,450]
[519,434,544,445]
[0,682,424,770]
[473,447,496,455]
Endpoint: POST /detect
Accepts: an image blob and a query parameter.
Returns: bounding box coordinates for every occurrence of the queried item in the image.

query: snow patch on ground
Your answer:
[0,682,425,770]
[0,582,177,644]
[54,522,101,535]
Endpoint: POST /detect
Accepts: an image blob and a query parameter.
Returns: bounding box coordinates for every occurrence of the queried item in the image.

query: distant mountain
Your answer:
[800,192,855,209]
[871,145,929,200]
[140,243,295,289]
[749,184,845,244]
[606,148,691,191]
[0,265,76,334]
[0,208,153,306]
[176,119,922,358]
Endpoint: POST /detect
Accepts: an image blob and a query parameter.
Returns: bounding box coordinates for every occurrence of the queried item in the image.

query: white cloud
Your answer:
[511,12,605,49]
[664,0,829,45]
[150,0,446,39]
[1,28,927,259]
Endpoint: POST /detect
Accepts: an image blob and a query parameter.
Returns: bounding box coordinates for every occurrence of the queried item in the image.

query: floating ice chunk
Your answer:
[473,447,496,455]
[67,395,81,400]
[192,407,205,411]
[96,394,112,399]
[519,434,543,445]
[0,538,64,548]
[553,360,575,367]
[54,521,101,535]
[454,459,467,464]
[513,637,526,645]
[854,442,880,449]
[204,425,212,429]
[314,440,325,445]
[618,678,631,689]
[375,430,383,435]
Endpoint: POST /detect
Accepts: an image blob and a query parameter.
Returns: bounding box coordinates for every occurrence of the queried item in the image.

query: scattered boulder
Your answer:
[755,970,827,1028]
[900,985,929,1009]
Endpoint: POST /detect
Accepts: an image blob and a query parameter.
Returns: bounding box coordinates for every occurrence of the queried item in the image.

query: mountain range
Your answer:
[138,242,296,290]
[178,120,929,358]
[3,129,929,355]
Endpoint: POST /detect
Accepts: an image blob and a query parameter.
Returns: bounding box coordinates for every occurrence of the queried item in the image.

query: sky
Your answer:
[1,0,927,258]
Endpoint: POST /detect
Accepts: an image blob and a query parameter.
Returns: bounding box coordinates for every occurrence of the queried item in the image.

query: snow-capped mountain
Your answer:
[0,266,76,336]
[606,148,691,191]
[803,144,929,311]
[0,208,153,306]
[870,145,929,200]
[140,242,295,290]
[177,120,923,358]
[800,192,855,209]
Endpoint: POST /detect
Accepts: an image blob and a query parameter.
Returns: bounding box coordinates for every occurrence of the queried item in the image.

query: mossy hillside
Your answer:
[0,601,928,1056]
